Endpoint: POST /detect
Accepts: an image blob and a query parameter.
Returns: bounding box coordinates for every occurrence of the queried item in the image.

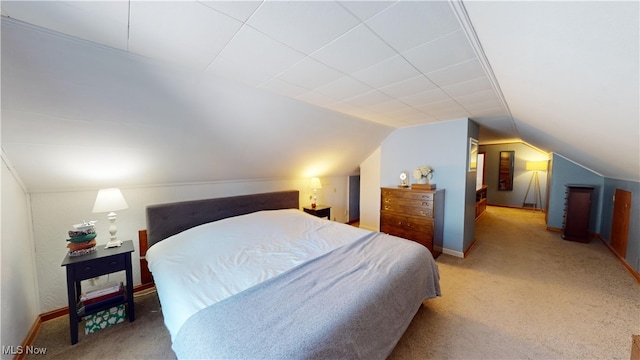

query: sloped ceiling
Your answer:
[1,1,638,192]
[464,1,639,182]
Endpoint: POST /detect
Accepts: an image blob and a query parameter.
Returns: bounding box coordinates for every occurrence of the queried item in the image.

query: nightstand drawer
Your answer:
[75,255,126,280]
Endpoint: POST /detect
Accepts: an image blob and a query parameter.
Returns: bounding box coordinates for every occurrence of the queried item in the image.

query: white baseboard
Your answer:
[442,248,464,258]
[359,225,378,232]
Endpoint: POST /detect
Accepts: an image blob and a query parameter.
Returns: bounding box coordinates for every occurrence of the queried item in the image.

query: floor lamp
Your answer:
[522,161,547,209]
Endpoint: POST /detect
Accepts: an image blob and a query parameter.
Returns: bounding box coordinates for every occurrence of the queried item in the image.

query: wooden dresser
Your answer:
[380,187,444,258]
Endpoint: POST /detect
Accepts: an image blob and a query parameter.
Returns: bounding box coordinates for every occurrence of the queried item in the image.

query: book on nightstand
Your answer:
[77,282,125,316]
[80,282,122,301]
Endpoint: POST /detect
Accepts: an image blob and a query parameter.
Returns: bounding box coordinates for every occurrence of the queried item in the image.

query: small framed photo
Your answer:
[468,137,478,172]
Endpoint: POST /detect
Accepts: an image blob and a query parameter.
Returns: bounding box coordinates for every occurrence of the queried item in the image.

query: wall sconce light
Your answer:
[310,177,322,208]
[523,161,548,209]
[92,188,129,248]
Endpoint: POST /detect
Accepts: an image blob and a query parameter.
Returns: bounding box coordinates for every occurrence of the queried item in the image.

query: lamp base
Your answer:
[105,239,122,249]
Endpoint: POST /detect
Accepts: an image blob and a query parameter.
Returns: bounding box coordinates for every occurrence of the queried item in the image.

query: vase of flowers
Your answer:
[413,166,433,185]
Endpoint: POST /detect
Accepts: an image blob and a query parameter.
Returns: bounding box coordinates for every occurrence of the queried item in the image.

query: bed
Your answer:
[145,190,441,359]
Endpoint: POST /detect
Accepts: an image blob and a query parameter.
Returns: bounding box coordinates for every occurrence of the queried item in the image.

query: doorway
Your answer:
[348,175,360,224]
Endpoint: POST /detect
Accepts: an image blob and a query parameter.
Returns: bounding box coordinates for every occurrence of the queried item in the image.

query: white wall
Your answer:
[359,147,381,231]
[29,176,349,313]
[1,157,39,357]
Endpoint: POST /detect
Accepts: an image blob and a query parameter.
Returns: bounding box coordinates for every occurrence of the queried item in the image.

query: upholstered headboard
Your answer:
[145,190,300,248]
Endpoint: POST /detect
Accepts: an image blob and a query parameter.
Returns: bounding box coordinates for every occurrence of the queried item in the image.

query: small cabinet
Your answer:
[562,185,594,243]
[380,187,444,258]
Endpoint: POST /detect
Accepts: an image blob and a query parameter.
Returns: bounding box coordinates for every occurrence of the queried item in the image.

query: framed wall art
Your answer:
[468,137,478,172]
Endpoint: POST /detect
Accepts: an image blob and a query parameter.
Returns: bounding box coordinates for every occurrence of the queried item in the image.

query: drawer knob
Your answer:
[385,205,390,210]
[397,221,402,225]
[384,198,390,203]
[110,261,117,266]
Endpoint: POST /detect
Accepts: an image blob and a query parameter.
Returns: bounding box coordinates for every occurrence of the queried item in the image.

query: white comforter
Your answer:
[146,209,373,341]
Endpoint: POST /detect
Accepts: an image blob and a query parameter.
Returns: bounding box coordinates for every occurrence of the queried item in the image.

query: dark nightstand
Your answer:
[303,205,331,220]
[61,240,135,344]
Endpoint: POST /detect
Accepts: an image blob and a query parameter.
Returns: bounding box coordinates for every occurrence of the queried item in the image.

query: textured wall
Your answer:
[1,159,39,354]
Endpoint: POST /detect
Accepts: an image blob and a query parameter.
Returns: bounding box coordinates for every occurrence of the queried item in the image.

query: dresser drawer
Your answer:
[382,202,433,217]
[73,255,126,280]
[381,188,434,201]
[382,196,433,208]
[381,214,433,249]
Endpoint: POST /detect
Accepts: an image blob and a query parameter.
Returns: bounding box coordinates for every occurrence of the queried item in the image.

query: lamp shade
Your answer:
[92,188,129,213]
[526,161,548,172]
[310,177,322,189]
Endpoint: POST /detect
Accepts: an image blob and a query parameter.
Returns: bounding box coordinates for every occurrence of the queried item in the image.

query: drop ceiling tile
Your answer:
[338,1,395,21]
[418,98,460,111]
[351,55,421,88]
[208,26,306,79]
[400,88,451,107]
[198,1,262,22]
[310,24,397,74]
[383,106,431,121]
[258,78,309,98]
[129,2,243,70]
[315,76,373,101]
[402,30,476,74]
[454,89,502,108]
[206,56,272,87]
[368,99,415,114]
[404,117,438,126]
[366,1,461,52]
[442,76,493,97]
[467,105,507,118]
[277,57,345,90]
[419,99,471,119]
[429,108,472,120]
[343,90,393,107]
[427,59,486,87]
[2,1,129,50]
[62,1,129,24]
[325,101,365,114]
[295,91,337,107]
[247,1,360,55]
[417,99,471,118]
[378,75,438,98]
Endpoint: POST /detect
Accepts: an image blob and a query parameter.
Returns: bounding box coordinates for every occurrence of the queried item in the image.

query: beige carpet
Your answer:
[28,206,639,359]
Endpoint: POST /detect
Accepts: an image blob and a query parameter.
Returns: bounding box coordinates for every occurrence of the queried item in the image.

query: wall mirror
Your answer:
[498,151,514,191]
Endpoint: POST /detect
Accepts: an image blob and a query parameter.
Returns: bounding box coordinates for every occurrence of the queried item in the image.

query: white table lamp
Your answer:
[310,177,322,208]
[92,188,129,248]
